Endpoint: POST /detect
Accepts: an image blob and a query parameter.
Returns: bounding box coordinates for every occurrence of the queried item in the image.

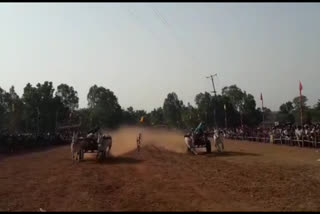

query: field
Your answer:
[1,127,320,211]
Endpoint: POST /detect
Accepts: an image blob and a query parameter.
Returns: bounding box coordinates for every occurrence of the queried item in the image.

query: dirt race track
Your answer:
[1,127,320,211]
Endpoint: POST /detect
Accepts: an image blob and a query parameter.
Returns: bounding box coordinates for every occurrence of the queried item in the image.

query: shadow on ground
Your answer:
[85,156,144,165]
[198,151,260,157]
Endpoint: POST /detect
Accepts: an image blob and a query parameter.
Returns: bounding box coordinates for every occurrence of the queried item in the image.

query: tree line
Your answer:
[0,81,320,135]
[276,95,320,124]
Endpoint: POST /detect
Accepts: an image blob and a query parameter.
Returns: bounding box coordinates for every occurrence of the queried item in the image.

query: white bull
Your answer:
[184,134,197,155]
[97,134,112,160]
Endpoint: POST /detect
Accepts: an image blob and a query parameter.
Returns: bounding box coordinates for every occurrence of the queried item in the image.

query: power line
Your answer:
[148,5,202,70]
[126,4,205,83]
[122,5,160,42]
[151,6,170,27]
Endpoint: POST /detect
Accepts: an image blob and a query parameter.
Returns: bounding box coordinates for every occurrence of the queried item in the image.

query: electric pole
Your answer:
[207,74,217,96]
[206,74,218,128]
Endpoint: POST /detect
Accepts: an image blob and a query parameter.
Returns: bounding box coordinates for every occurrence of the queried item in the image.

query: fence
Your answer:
[226,133,320,149]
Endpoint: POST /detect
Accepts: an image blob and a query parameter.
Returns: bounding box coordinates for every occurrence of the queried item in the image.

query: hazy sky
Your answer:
[1,3,319,112]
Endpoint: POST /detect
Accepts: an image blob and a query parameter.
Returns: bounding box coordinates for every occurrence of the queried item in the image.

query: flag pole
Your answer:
[299,81,303,127]
[224,104,227,129]
[260,93,264,129]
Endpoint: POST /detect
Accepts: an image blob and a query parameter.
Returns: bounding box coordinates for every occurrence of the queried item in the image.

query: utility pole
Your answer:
[207,74,217,97]
[206,74,218,128]
[224,104,227,129]
[260,93,265,130]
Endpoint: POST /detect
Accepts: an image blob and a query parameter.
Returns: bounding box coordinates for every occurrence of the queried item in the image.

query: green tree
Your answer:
[276,101,295,124]
[121,107,136,125]
[220,96,240,128]
[261,107,272,121]
[315,99,320,111]
[163,92,183,128]
[221,86,262,127]
[195,92,212,125]
[22,83,39,132]
[7,86,24,133]
[22,82,63,133]
[149,107,164,126]
[36,82,60,133]
[279,101,294,114]
[221,85,245,110]
[77,108,91,131]
[292,95,309,124]
[241,92,262,126]
[0,87,10,131]
[56,84,79,111]
[55,84,79,126]
[181,103,199,129]
[309,108,320,122]
[292,95,308,111]
[87,85,122,128]
[219,95,241,128]
[309,99,320,122]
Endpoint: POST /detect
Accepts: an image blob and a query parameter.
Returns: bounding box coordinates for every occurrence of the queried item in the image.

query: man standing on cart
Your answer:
[193,122,206,138]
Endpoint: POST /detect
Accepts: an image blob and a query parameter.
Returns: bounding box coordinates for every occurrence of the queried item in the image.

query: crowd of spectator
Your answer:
[223,123,320,148]
[0,123,99,154]
[0,129,73,154]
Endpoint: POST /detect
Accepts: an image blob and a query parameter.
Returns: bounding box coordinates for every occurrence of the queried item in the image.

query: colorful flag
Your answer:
[140,116,144,123]
[299,81,303,95]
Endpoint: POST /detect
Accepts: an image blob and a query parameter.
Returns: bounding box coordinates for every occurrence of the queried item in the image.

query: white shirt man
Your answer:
[295,127,303,147]
[214,131,224,152]
[295,128,303,139]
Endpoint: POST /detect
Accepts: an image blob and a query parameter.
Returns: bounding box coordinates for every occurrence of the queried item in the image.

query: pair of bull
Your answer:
[184,130,224,155]
[71,132,112,162]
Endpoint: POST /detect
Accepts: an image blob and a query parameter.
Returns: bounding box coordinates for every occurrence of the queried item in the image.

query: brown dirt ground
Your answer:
[1,127,320,211]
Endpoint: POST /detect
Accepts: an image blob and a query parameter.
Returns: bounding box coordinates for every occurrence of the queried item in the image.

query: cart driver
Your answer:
[193,121,206,143]
[194,121,205,136]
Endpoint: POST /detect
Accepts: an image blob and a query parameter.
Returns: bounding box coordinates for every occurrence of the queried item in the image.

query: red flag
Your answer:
[299,81,303,95]
[260,93,263,101]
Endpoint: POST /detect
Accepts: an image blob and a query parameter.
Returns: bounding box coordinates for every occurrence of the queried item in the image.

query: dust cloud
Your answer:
[106,126,192,156]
